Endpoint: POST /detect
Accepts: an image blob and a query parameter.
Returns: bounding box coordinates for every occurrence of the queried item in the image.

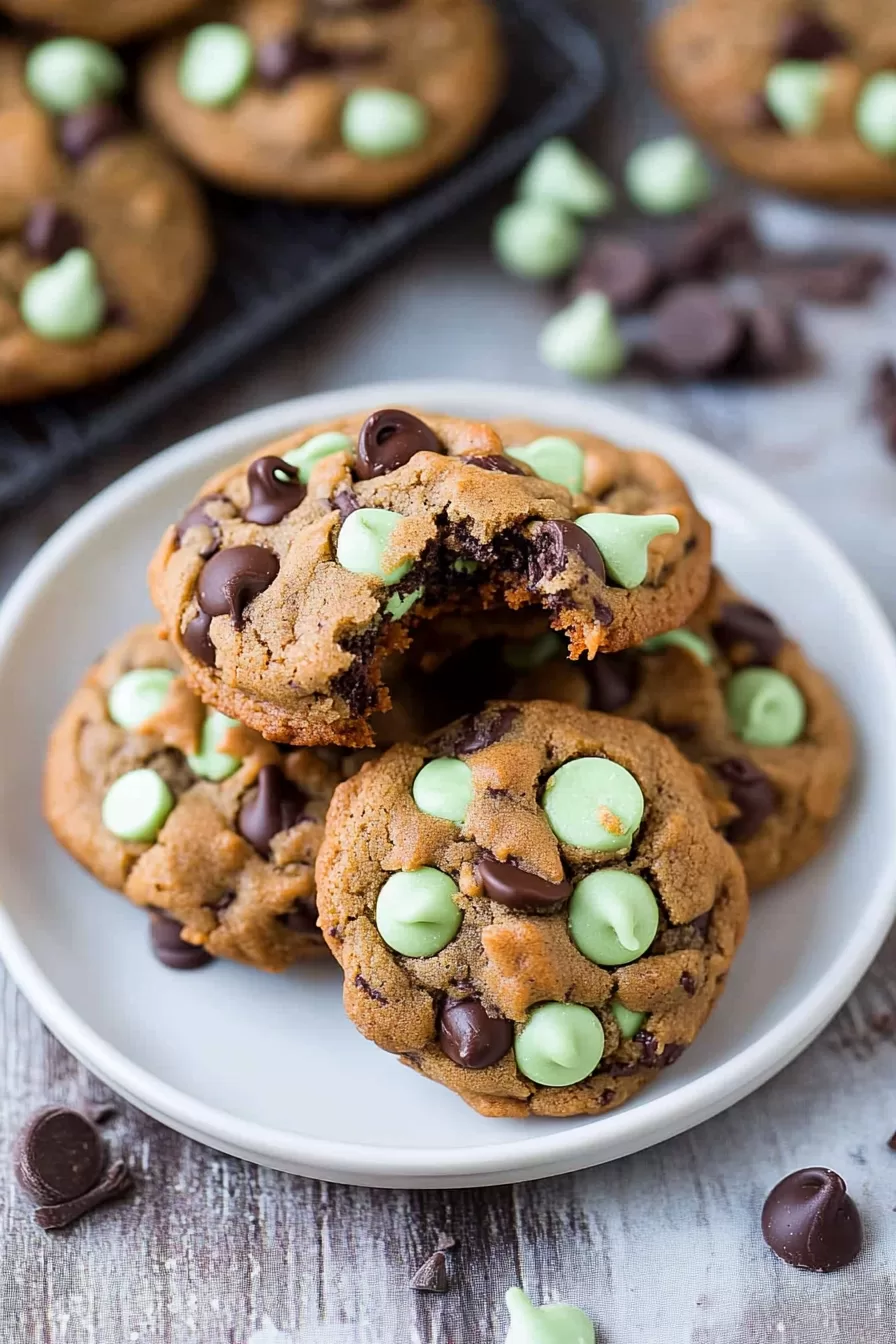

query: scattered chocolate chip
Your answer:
[355,409,444,479]
[445,706,520,755]
[14,1107,105,1206]
[462,454,528,474]
[736,301,806,378]
[714,757,777,843]
[182,610,216,666]
[410,1250,449,1293]
[58,104,130,161]
[650,284,745,378]
[278,905,319,935]
[532,519,607,584]
[439,997,514,1069]
[36,1157,133,1231]
[888,1131,896,1152]
[197,545,280,628]
[477,858,571,911]
[669,206,760,279]
[243,457,306,525]
[712,601,784,665]
[150,912,212,970]
[23,201,82,263]
[777,10,846,60]
[762,1168,862,1272]
[175,494,226,557]
[574,236,662,312]
[354,972,387,1003]
[256,32,333,87]
[762,250,888,304]
[585,651,640,712]
[869,358,896,454]
[680,970,697,996]
[238,765,307,857]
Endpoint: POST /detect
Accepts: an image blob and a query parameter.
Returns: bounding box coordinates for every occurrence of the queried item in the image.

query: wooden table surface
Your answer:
[3,4,896,1341]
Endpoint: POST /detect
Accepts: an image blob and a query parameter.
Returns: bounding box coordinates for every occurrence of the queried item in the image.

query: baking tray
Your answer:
[0,0,606,515]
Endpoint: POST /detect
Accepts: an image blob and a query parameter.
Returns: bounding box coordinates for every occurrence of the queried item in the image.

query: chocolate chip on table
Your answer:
[175,495,226,557]
[869,358,896,454]
[182,610,216,666]
[439,998,514,1069]
[409,1250,450,1293]
[586,651,640,712]
[150,911,213,969]
[58,104,130,161]
[736,301,806,378]
[573,236,662,312]
[777,10,846,60]
[355,409,444,479]
[477,857,571,910]
[35,1158,133,1232]
[238,764,307,856]
[888,1131,896,1152]
[649,283,745,377]
[197,545,280,628]
[669,206,760,279]
[712,601,784,665]
[255,33,333,88]
[14,1106,106,1206]
[462,453,528,474]
[714,758,776,843]
[243,457,306,525]
[761,250,888,304]
[762,1168,862,1272]
[23,202,83,263]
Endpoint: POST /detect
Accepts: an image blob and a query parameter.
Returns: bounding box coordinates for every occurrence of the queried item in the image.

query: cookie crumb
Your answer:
[410,1250,450,1293]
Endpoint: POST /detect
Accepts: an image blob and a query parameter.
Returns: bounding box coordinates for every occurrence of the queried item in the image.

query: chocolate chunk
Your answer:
[14,1107,105,1205]
[182,610,216,666]
[650,284,745,377]
[445,706,520,756]
[712,601,784,665]
[332,487,361,518]
[736,302,805,378]
[23,202,83,263]
[175,494,226,558]
[777,11,846,60]
[356,409,443,479]
[669,207,760,279]
[762,1168,862,1271]
[633,1030,684,1068]
[410,1250,449,1293]
[197,545,279,628]
[462,454,528,474]
[762,250,888,304]
[714,757,777,843]
[278,905,318,935]
[438,998,514,1069]
[869,358,896,454]
[35,1157,133,1232]
[477,858,571,911]
[680,970,697,996]
[586,651,639,712]
[532,519,606,584]
[243,457,306,525]
[58,104,130,161]
[150,912,212,970]
[238,765,307,857]
[256,32,333,87]
[574,236,662,312]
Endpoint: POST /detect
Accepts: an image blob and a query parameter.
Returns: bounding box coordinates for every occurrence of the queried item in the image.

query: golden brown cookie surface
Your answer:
[651,0,896,202]
[43,626,342,972]
[0,0,203,41]
[139,0,503,204]
[315,700,748,1118]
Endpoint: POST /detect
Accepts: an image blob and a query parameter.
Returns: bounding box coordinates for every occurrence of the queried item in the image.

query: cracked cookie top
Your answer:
[148,407,712,748]
[43,625,342,972]
[314,699,748,1118]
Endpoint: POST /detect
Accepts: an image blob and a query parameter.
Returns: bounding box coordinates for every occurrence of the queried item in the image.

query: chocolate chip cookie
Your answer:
[43,625,342,972]
[148,408,712,748]
[0,0,203,41]
[0,38,211,402]
[509,570,854,890]
[139,0,503,205]
[651,1,896,202]
[315,700,748,1118]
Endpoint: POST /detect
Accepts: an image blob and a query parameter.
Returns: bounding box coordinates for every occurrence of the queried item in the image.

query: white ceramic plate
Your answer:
[1,380,895,1190]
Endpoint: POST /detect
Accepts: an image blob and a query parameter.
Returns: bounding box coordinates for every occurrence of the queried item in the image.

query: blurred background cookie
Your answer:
[0,0,203,42]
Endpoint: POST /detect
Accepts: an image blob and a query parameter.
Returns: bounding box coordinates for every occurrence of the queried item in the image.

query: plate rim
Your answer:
[3,377,896,1186]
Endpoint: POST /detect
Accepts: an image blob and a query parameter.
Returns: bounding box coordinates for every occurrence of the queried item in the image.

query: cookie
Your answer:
[0,0,203,41]
[139,0,503,205]
[315,699,748,1118]
[0,38,211,402]
[651,1,896,203]
[148,408,712,748]
[43,625,342,972]
[509,571,854,890]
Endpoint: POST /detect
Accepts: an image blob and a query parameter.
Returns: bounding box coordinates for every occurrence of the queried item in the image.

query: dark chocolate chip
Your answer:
[35,1157,133,1232]
[278,905,319,935]
[736,302,806,378]
[869,358,896,454]
[446,706,520,756]
[182,610,216,667]
[477,858,571,911]
[410,1250,449,1293]
[633,1030,685,1068]
[777,11,846,60]
[58,104,130,161]
[462,454,528,474]
[333,487,361,518]
[14,1107,105,1205]
[256,32,333,87]
[714,757,777,843]
[354,973,387,1003]
[23,202,83,263]
[197,545,279,628]
[237,764,307,857]
[762,1168,862,1272]
[650,284,745,378]
[175,494,226,558]
[533,519,606,584]
[586,650,639,712]
[680,970,697,997]
[574,236,662,312]
[711,601,784,665]
[355,409,443,479]
[669,206,760,279]
[438,998,514,1069]
[888,1131,896,1152]
[150,912,212,970]
[243,457,306,525]
[762,250,888,304]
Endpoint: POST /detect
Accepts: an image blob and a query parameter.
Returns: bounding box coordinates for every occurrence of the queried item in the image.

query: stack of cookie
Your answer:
[44,407,852,1118]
